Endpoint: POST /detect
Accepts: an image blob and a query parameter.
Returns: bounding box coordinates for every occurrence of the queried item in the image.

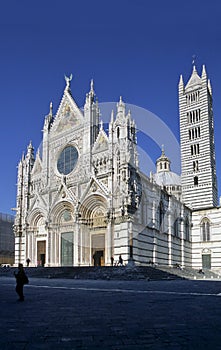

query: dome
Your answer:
[153,171,181,187]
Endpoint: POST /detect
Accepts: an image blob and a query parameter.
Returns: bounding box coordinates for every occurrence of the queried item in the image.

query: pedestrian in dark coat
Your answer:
[14,263,28,301]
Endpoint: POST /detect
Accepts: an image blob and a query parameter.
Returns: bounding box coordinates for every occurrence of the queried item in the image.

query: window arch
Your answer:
[117,127,120,139]
[173,217,179,237]
[201,219,211,241]
[194,176,198,186]
[184,217,190,241]
[159,201,164,231]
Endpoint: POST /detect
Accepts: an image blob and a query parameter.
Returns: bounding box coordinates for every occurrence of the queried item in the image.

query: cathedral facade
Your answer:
[14,65,221,271]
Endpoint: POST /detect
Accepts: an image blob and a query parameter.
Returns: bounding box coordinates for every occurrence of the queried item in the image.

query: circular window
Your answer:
[57,146,78,175]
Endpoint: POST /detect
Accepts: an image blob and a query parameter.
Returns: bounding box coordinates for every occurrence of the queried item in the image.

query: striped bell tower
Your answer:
[179,64,218,209]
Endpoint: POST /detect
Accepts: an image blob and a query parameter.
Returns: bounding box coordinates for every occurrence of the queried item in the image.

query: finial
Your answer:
[161,144,165,155]
[192,54,196,67]
[208,79,212,94]
[202,64,207,76]
[179,74,183,85]
[90,79,94,92]
[64,74,73,88]
[49,101,53,115]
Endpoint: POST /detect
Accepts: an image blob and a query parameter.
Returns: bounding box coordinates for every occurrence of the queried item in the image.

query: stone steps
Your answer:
[1,265,220,281]
[0,265,182,281]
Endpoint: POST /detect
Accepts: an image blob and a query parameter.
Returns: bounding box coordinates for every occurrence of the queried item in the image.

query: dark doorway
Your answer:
[37,241,46,266]
[40,254,45,267]
[202,254,211,269]
[93,250,104,266]
[92,234,105,266]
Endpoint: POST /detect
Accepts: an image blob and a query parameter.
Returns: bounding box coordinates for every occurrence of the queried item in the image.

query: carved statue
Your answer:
[64,74,73,88]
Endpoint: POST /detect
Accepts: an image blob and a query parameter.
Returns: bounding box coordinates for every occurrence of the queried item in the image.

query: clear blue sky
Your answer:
[1,0,221,214]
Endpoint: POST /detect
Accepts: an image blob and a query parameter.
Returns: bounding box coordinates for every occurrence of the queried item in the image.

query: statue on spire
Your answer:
[64,74,73,89]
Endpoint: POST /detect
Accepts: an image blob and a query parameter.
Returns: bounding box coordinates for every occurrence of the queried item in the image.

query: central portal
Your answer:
[61,232,73,266]
[92,234,105,266]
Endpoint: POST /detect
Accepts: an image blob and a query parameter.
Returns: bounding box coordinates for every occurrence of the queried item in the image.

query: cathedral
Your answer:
[14,65,221,271]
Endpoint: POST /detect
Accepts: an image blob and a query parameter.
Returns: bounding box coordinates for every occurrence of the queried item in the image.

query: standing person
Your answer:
[14,263,29,302]
[111,256,114,266]
[118,255,123,266]
[26,258,31,267]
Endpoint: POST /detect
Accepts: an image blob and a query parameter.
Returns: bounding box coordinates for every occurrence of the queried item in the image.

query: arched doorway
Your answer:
[50,202,75,267]
[202,249,211,269]
[79,194,108,266]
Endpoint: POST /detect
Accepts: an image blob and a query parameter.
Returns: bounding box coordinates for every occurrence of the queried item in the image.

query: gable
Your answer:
[50,91,84,136]
[92,129,109,154]
[31,153,42,175]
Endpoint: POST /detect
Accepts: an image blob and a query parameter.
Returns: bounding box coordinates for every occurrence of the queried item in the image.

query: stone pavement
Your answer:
[1,276,221,349]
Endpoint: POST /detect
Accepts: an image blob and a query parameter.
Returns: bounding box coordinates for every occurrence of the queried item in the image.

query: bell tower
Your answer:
[179,64,218,209]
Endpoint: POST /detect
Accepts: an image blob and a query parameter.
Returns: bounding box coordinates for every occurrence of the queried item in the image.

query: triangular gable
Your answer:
[31,152,42,175]
[50,89,84,136]
[80,176,109,203]
[92,128,109,154]
[29,192,47,213]
[50,181,78,209]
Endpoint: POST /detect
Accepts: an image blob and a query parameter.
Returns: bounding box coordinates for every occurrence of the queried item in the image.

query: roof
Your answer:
[153,171,181,187]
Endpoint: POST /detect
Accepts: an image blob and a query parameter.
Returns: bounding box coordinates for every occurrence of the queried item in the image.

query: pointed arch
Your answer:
[79,193,108,227]
[201,217,211,241]
[184,217,190,241]
[27,208,46,228]
[50,201,75,225]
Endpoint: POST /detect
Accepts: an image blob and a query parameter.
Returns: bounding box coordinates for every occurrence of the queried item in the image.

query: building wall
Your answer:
[191,206,221,270]
[0,213,15,264]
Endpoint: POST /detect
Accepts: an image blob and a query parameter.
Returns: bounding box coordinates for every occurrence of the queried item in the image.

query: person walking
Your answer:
[14,263,29,302]
[118,255,123,266]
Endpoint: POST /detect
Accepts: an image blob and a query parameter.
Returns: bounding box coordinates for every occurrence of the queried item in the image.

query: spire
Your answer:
[90,79,94,94]
[201,64,207,77]
[86,79,95,103]
[185,63,201,91]
[116,96,125,117]
[26,141,35,166]
[161,144,165,156]
[127,109,132,121]
[179,74,184,86]
[208,79,212,94]
[49,101,53,116]
[43,102,53,132]
[27,140,33,152]
[178,74,184,93]
[201,64,208,87]
[117,96,125,107]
